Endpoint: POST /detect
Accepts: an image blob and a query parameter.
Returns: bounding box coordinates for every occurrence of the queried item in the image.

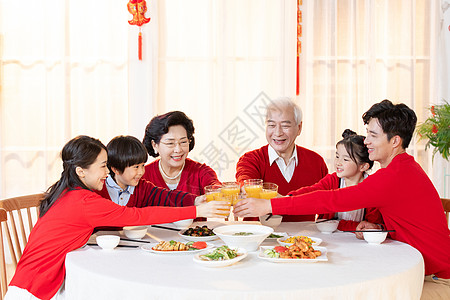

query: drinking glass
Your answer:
[204,184,222,202]
[213,193,232,218]
[259,182,278,199]
[243,179,263,198]
[221,182,240,206]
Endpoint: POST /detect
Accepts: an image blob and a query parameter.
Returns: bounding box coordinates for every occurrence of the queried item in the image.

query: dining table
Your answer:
[64,221,425,300]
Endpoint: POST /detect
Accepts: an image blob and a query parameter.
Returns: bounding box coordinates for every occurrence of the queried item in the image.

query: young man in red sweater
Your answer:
[235,97,328,221]
[234,99,450,299]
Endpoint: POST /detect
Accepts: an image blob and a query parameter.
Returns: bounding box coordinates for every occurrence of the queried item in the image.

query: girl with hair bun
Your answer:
[287,129,383,232]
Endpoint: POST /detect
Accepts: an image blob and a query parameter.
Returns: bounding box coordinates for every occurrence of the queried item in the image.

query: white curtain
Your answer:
[0,0,444,198]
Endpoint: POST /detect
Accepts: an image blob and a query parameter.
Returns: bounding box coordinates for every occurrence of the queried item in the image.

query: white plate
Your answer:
[258,246,328,263]
[265,232,288,240]
[277,236,322,246]
[178,231,218,242]
[140,242,213,254]
[193,248,248,267]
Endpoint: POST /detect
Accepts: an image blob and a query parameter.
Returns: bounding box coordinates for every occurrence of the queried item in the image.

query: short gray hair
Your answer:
[266,97,303,125]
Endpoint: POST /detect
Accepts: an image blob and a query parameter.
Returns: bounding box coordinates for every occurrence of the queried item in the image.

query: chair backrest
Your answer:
[0,193,44,267]
[442,198,450,224]
[0,208,8,299]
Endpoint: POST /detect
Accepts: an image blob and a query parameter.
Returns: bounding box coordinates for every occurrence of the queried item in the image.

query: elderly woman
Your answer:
[142,111,221,195]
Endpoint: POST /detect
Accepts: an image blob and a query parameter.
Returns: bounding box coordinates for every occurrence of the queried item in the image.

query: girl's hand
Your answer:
[195,200,230,218]
[355,221,382,239]
[194,195,206,206]
[233,198,272,217]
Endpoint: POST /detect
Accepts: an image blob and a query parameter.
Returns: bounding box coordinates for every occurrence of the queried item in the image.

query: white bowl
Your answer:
[259,214,283,228]
[96,235,120,250]
[315,219,339,234]
[173,219,194,229]
[123,226,148,239]
[213,224,273,252]
[363,230,388,244]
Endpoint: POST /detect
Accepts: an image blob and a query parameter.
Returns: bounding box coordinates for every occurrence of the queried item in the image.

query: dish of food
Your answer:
[178,225,218,242]
[193,246,248,267]
[141,241,213,254]
[258,246,328,263]
[265,232,288,240]
[277,235,322,246]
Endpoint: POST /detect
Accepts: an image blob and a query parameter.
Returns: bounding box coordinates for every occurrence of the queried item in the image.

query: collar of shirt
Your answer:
[105,175,135,205]
[268,145,298,167]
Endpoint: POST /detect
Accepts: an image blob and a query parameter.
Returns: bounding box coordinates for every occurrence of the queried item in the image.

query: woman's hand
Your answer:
[195,200,230,218]
[194,195,206,206]
[233,198,272,217]
[355,221,382,239]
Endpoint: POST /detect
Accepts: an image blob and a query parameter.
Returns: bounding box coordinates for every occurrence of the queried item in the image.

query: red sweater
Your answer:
[142,158,221,196]
[272,153,450,278]
[289,172,384,231]
[9,188,196,300]
[97,178,196,207]
[236,145,328,221]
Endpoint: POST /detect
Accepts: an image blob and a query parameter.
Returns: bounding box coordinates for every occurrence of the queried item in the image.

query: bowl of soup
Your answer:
[213,224,273,251]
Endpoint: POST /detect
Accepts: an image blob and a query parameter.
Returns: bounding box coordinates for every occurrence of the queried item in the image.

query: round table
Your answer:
[65,221,424,300]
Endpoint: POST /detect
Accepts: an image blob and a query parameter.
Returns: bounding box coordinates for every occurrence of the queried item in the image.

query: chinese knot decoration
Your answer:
[127,0,151,60]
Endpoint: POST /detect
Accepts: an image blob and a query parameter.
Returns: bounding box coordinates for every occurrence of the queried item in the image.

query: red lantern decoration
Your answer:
[127,0,151,60]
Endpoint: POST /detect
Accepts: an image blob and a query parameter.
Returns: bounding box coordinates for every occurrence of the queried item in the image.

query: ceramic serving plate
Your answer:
[258,246,328,263]
[277,236,322,247]
[193,248,248,267]
[140,243,213,254]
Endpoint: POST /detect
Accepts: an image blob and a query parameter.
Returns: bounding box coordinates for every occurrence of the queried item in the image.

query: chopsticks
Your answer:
[150,225,181,231]
[342,230,395,233]
[120,237,151,244]
[87,243,139,248]
[265,214,273,221]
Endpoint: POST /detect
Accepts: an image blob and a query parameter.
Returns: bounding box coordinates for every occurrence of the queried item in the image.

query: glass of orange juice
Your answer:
[243,179,263,198]
[213,193,232,217]
[259,182,278,199]
[204,184,222,202]
[221,182,240,206]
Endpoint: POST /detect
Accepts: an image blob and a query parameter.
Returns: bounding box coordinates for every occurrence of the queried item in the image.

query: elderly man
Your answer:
[234,100,450,299]
[235,97,328,221]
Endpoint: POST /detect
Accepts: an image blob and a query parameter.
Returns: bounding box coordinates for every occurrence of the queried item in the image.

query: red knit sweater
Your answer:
[236,145,328,221]
[97,178,196,207]
[9,188,196,300]
[272,153,450,278]
[289,172,384,231]
[142,158,221,196]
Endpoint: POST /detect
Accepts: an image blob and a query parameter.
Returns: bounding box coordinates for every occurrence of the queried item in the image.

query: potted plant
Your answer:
[416,101,450,160]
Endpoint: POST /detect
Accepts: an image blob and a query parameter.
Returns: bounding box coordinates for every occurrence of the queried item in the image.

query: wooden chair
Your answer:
[0,193,44,268]
[0,209,8,299]
[442,198,450,224]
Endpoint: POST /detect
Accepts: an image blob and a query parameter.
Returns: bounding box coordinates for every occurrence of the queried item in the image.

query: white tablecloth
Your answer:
[65,221,424,300]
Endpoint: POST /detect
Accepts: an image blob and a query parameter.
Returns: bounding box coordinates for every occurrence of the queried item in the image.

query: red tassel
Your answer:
[296,56,299,96]
[138,32,143,60]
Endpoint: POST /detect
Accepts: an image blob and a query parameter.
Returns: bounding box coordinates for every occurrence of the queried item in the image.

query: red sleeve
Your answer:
[133,179,196,207]
[337,220,359,231]
[197,163,221,193]
[364,207,384,225]
[82,192,196,228]
[271,169,392,216]
[235,150,265,184]
[288,173,338,196]
[337,208,384,231]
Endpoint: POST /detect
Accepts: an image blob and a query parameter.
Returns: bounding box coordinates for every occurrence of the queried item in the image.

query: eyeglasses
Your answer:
[159,139,190,148]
